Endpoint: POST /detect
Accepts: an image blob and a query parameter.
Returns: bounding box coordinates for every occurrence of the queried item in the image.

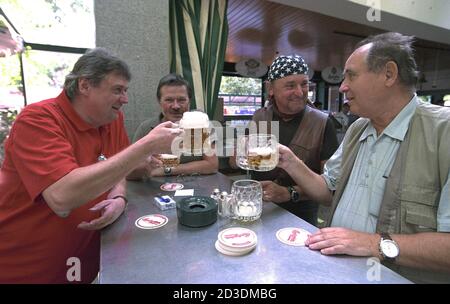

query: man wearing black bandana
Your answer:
[252,54,338,226]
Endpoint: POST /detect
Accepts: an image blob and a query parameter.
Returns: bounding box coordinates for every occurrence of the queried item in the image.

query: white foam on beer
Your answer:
[248,147,274,156]
[159,154,178,159]
[179,111,209,129]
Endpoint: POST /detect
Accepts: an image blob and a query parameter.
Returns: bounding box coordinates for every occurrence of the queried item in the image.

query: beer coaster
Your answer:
[160,182,184,191]
[218,227,257,249]
[135,214,168,229]
[276,227,311,246]
[215,240,255,256]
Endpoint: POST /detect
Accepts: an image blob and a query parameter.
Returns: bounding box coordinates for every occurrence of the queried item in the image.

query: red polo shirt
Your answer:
[0,91,130,283]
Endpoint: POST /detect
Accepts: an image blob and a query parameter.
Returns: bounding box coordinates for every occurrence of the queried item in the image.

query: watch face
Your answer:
[381,240,399,258]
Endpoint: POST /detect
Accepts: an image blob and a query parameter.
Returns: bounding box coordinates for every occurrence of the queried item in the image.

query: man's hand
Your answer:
[77,196,127,230]
[145,121,183,154]
[260,180,290,203]
[144,155,163,177]
[305,227,380,257]
[277,144,302,172]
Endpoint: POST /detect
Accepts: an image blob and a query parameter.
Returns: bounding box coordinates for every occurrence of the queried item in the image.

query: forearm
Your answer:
[285,158,333,205]
[179,155,218,175]
[126,162,148,181]
[107,179,127,199]
[390,233,450,272]
[152,155,219,176]
[154,159,218,176]
[43,137,155,214]
[174,161,217,175]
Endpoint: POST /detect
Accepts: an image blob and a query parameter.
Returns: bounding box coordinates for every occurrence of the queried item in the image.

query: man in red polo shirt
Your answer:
[0,48,181,283]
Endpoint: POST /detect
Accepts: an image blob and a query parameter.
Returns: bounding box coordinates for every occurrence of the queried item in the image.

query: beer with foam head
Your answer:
[179,111,211,156]
[155,154,180,168]
[246,134,278,171]
[247,147,278,171]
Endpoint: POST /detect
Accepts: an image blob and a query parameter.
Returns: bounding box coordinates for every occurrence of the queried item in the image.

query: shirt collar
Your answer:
[360,95,418,142]
[56,90,111,134]
[272,103,306,122]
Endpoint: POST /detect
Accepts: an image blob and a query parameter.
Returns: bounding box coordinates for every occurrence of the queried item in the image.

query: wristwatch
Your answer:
[164,167,172,176]
[287,186,301,203]
[379,233,399,262]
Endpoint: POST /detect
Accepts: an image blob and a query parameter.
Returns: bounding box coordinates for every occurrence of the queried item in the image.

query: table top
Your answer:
[99,173,411,284]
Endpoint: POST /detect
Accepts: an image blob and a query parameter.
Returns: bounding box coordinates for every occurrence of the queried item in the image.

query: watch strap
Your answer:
[112,195,128,210]
[287,186,300,203]
[380,232,392,241]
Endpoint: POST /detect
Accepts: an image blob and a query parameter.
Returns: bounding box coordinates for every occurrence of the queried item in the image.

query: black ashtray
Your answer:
[177,196,218,227]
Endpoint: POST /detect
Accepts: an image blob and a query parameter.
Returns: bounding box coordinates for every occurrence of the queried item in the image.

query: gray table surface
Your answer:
[99,173,411,284]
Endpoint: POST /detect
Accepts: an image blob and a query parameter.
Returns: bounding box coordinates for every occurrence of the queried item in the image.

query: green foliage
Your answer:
[0,53,21,88]
[0,108,18,164]
[0,0,92,107]
[219,76,262,95]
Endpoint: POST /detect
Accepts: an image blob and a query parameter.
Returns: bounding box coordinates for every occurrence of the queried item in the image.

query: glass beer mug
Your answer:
[155,154,180,169]
[246,134,278,171]
[231,179,262,222]
[236,135,250,170]
[179,111,211,156]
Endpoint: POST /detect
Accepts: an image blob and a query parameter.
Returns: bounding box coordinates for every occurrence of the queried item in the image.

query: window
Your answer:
[22,50,82,104]
[0,0,94,109]
[444,95,450,107]
[219,76,262,117]
[418,95,432,103]
[308,82,316,102]
[1,0,94,48]
[0,52,22,109]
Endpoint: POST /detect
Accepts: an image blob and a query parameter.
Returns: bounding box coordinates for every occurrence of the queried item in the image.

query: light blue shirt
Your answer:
[323,96,450,233]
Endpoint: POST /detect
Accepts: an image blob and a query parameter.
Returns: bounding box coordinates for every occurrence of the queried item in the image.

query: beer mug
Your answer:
[247,134,278,171]
[236,135,250,170]
[179,111,211,156]
[231,179,262,222]
[155,154,180,169]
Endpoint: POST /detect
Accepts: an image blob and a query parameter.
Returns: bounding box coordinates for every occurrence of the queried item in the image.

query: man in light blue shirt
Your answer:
[276,32,450,283]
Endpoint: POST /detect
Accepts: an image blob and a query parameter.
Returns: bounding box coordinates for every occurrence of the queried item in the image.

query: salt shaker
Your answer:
[218,191,230,217]
[211,188,220,202]
[218,191,233,218]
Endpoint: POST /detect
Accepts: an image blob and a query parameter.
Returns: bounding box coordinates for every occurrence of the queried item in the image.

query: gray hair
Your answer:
[356,32,419,89]
[64,48,131,99]
[156,73,192,101]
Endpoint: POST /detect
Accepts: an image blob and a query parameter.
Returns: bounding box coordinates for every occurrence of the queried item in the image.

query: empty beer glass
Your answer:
[247,134,278,171]
[231,179,262,222]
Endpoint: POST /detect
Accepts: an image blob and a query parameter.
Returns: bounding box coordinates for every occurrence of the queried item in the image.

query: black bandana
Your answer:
[267,55,308,82]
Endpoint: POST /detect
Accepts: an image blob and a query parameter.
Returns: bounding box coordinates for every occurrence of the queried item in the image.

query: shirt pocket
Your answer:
[400,185,439,233]
[290,143,320,163]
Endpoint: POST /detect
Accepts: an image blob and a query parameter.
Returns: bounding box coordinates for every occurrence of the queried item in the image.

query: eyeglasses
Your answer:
[161,99,189,105]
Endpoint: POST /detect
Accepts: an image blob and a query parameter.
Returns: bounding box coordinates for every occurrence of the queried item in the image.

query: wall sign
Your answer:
[321,66,344,84]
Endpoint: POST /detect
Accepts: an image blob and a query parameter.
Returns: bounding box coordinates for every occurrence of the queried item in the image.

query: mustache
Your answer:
[287,97,306,103]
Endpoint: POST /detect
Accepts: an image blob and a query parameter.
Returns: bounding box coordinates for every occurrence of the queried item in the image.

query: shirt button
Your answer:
[365,173,369,178]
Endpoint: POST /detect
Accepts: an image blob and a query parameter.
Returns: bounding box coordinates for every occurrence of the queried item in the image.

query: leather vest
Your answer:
[252,105,328,186]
